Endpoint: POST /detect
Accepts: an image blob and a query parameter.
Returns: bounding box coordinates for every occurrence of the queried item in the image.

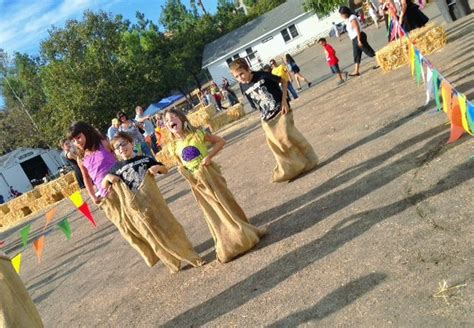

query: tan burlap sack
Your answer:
[0,255,43,327]
[100,174,203,273]
[179,163,265,263]
[261,111,318,182]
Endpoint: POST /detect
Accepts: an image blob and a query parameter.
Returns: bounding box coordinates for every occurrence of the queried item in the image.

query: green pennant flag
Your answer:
[415,50,422,85]
[57,219,72,240]
[432,70,442,111]
[20,224,31,248]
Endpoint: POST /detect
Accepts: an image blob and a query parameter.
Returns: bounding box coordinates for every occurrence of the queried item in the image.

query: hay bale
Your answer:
[376,23,447,72]
[187,104,216,128]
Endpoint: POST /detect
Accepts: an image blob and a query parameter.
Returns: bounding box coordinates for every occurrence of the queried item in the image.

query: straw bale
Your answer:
[376,23,447,72]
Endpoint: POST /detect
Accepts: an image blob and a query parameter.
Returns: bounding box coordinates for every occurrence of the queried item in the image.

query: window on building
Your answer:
[280,24,299,42]
[226,58,233,66]
[233,54,240,60]
[246,47,256,61]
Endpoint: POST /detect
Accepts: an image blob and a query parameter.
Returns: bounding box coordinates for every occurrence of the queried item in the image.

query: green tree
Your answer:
[303,0,347,16]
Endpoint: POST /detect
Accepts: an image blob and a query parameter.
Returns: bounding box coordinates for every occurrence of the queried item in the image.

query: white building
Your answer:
[0,148,64,201]
[202,0,342,83]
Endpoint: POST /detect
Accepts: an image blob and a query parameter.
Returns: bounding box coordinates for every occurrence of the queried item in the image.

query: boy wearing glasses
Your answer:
[102,131,167,192]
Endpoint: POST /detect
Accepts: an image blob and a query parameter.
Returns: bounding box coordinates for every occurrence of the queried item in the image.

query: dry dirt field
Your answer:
[1,6,473,327]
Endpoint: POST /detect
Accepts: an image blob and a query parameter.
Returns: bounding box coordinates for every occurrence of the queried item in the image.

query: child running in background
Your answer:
[230,58,319,182]
[69,123,203,272]
[317,38,348,85]
[164,109,265,263]
[270,58,299,100]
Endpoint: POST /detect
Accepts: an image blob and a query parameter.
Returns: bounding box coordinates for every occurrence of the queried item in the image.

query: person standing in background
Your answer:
[135,106,159,154]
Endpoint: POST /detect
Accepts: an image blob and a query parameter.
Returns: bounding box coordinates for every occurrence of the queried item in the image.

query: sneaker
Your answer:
[372,65,380,70]
[308,82,312,88]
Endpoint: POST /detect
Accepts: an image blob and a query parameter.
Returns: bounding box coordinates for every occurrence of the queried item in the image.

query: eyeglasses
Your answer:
[113,141,129,150]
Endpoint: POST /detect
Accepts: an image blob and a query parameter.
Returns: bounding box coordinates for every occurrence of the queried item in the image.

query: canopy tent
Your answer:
[144,94,185,116]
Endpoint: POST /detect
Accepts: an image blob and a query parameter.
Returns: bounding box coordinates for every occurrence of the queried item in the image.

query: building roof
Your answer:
[202,0,309,67]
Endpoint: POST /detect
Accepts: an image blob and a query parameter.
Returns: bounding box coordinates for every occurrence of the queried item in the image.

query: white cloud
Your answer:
[0,0,120,54]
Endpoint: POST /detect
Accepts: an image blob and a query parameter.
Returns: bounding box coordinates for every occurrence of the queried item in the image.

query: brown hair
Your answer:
[68,121,104,152]
[163,108,196,140]
[111,131,134,146]
[229,58,250,71]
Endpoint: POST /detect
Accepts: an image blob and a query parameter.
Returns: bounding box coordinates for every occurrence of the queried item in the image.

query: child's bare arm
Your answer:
[280,78,289,114]
[202,134,225,166]
[148,164,168,175]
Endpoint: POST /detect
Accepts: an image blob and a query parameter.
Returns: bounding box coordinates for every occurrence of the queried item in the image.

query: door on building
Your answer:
[20,155,50,183]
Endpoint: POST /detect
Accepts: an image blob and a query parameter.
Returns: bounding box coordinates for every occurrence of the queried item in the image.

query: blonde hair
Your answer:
[163,108,196,141]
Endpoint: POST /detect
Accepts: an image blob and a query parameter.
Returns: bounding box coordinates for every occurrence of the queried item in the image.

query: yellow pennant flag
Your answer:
[69,191,84,208]
[410,43,416,77]
[11,253,22,274]
[458,93,473,135]
[441,81,451,114]
[44,207,57,230]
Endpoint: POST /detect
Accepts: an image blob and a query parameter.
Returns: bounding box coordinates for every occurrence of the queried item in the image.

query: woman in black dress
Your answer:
[399,0,429,33]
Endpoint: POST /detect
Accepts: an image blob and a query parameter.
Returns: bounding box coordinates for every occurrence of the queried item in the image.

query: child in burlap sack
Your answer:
[164,109,265,263]
[230,58,318,182]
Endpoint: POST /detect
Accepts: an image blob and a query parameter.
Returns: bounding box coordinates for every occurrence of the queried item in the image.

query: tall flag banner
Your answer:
[78,203,97,227]
[458,94,473,136]
[33,236,46,263]
[447,94,464,143]
[20,224,31,248]
[425,66,433,105]
[11,253,22,274]
[44,207,57,230]
[57,219,72,240]
[69,191,84,208]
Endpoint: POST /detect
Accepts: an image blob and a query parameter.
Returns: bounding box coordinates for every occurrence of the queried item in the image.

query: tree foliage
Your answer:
[303,0,347,16]
[0,0,280,150]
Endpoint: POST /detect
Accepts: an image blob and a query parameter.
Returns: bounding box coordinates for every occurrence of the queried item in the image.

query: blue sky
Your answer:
[0,0,219,109]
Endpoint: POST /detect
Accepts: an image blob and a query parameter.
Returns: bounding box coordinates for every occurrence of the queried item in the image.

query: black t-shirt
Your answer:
[109,155,162,192]
[240,71,284,121]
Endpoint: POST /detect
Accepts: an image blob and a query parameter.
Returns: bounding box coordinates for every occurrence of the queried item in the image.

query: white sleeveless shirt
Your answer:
[346,14,361,40]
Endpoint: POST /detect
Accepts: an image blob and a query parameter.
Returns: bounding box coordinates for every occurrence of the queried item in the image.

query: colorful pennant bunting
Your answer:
[447,94,464,143]
[69,191,84,208]
[78,203,97,227]
[415,49,423,85]
[44,207,57,230]
[33,236,46,264]
[57,219,72,240]
[467,101,474,134]
[11,253,22,274]
[458,94,473,136]
[20,224,31,248]
[425,66,433,105]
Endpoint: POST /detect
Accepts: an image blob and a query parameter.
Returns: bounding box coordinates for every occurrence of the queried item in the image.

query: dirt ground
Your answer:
[1,5,473,327]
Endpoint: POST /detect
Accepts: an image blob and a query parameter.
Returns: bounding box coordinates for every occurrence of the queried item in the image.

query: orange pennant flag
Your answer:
[33,236,46,264]
[44,207,57,230]
[447,95,464,144]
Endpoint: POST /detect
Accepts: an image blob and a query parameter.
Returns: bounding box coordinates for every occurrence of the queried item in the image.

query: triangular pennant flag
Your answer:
[458,94,473,135]
[432,70,442,111]
[447,95,464,143]
[57,219,72,240]
[20,224,31,248]
[410,43,416,77]
[420,54,426,84]
[44,207,57,230]
[78,203,97,227]
[0,240,5,248]
[441,80,452,114]
[69,191,84,208]
[425,66,433,105]
[415,49,422,85]
[467,101,474,135]
[33,235,45,264]
[11,253,22,274]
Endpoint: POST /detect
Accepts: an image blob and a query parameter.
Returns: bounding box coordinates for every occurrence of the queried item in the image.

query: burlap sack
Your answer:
[261,111,319,182]
[179,163,265,263]
[0,255,43,328]
[100,173,203,273]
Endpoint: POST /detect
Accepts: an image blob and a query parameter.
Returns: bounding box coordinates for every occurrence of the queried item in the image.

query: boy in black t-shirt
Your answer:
[102,132,167,192]
[230,58,318,182]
